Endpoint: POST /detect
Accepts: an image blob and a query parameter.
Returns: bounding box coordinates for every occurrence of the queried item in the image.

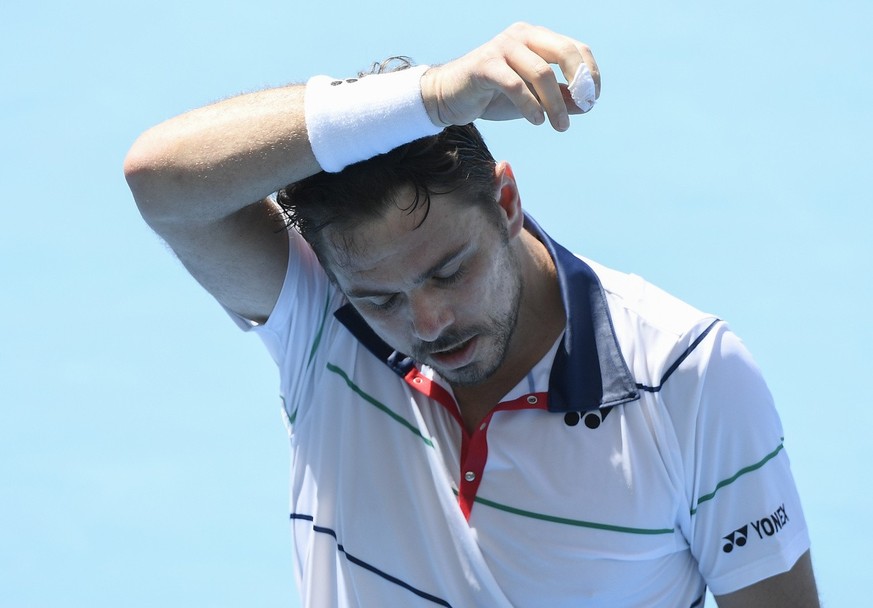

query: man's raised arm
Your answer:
[123,84,316,322]
[123,23,599,322]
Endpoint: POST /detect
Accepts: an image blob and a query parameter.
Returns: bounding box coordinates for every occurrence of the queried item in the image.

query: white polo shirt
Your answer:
[240,215,810,607]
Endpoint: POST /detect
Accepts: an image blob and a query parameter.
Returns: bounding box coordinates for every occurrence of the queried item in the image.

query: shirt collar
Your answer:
[334,213,639,413]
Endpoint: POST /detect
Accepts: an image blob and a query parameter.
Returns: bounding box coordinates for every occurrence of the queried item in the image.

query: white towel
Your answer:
[568,62,597,113]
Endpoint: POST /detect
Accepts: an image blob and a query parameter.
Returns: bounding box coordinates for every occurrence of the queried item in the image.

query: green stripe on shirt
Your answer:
[326,362,435,448]
[691,441,785,516]
[472,494,675,535]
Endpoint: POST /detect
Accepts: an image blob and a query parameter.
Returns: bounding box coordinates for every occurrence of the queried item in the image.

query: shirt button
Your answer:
[479,422,487,431]
[527,395,538,404]
[464,471,476,482]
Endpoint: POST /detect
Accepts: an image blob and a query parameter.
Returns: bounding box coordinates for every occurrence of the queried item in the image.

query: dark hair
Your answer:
[276,58,499,264]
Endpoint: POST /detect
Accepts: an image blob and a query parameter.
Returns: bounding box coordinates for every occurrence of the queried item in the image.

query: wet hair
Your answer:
[276,57,499,265]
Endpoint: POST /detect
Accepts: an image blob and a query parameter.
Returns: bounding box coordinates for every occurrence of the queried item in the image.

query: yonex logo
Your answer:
[722,503,790,553]
[721,525,748,553]
[751,504,790,539]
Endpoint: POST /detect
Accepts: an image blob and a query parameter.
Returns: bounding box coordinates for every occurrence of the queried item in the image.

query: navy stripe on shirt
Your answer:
[290,513,453,607]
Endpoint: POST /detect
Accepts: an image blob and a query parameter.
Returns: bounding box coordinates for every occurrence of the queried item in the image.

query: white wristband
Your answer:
[567,62,597,113]
[304,64,444,173]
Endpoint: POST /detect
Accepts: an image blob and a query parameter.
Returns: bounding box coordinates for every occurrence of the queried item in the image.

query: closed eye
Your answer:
[364,293,400,311]
[433,263,466,286]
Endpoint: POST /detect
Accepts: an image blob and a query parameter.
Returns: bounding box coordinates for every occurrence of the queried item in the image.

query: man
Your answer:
[125,23,818,607]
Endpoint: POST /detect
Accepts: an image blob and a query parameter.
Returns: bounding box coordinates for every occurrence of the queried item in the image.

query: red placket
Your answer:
[405,368,549,520]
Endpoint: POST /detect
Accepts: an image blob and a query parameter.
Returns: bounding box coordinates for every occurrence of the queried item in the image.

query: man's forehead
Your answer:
[321,186,424,253]
[321,210,421,273]
[322,191,469,270]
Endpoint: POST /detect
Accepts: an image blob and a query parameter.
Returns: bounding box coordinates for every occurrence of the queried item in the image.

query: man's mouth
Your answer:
[428,336,478,369]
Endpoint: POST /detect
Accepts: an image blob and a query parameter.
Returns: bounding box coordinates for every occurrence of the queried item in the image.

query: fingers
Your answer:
[478,58,551,126]
[494,23,601,130]
[507,23,601,98]
[501,40,570,130]
[422,23,600,130]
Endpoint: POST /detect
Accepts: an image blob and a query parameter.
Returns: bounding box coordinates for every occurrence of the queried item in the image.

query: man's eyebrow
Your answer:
[344,243,472,300]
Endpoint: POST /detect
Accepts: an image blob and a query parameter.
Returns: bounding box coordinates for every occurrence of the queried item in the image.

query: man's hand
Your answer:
[421,23,600,132]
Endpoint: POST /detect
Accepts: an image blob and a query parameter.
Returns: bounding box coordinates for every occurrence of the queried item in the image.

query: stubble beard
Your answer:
[416,250,524,387]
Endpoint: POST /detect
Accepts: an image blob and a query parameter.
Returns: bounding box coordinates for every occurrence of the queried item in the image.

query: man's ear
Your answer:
[494,160,523,239]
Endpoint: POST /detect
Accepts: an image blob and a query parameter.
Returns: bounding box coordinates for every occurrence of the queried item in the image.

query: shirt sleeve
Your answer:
[664,322,811,596]
[226,227,344,431]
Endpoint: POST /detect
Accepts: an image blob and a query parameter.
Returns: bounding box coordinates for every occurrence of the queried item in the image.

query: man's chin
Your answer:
[434,358,502,387]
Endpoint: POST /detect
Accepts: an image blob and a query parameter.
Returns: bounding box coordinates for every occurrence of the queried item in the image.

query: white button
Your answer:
[479,422,487,431]
[413,377,423,384]
[464,471,476,482]
[527,395,538,404]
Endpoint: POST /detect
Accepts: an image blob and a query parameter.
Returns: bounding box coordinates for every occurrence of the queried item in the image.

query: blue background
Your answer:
[2,1,870,605]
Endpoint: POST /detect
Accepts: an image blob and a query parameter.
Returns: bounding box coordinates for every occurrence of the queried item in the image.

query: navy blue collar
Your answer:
[334,213,639,413]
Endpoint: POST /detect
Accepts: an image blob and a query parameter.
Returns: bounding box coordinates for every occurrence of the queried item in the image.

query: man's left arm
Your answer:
[715,550,819,607]
[662,320,817,603]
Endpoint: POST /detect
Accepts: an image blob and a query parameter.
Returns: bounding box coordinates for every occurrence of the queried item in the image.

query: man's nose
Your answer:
[409,290,453,342]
